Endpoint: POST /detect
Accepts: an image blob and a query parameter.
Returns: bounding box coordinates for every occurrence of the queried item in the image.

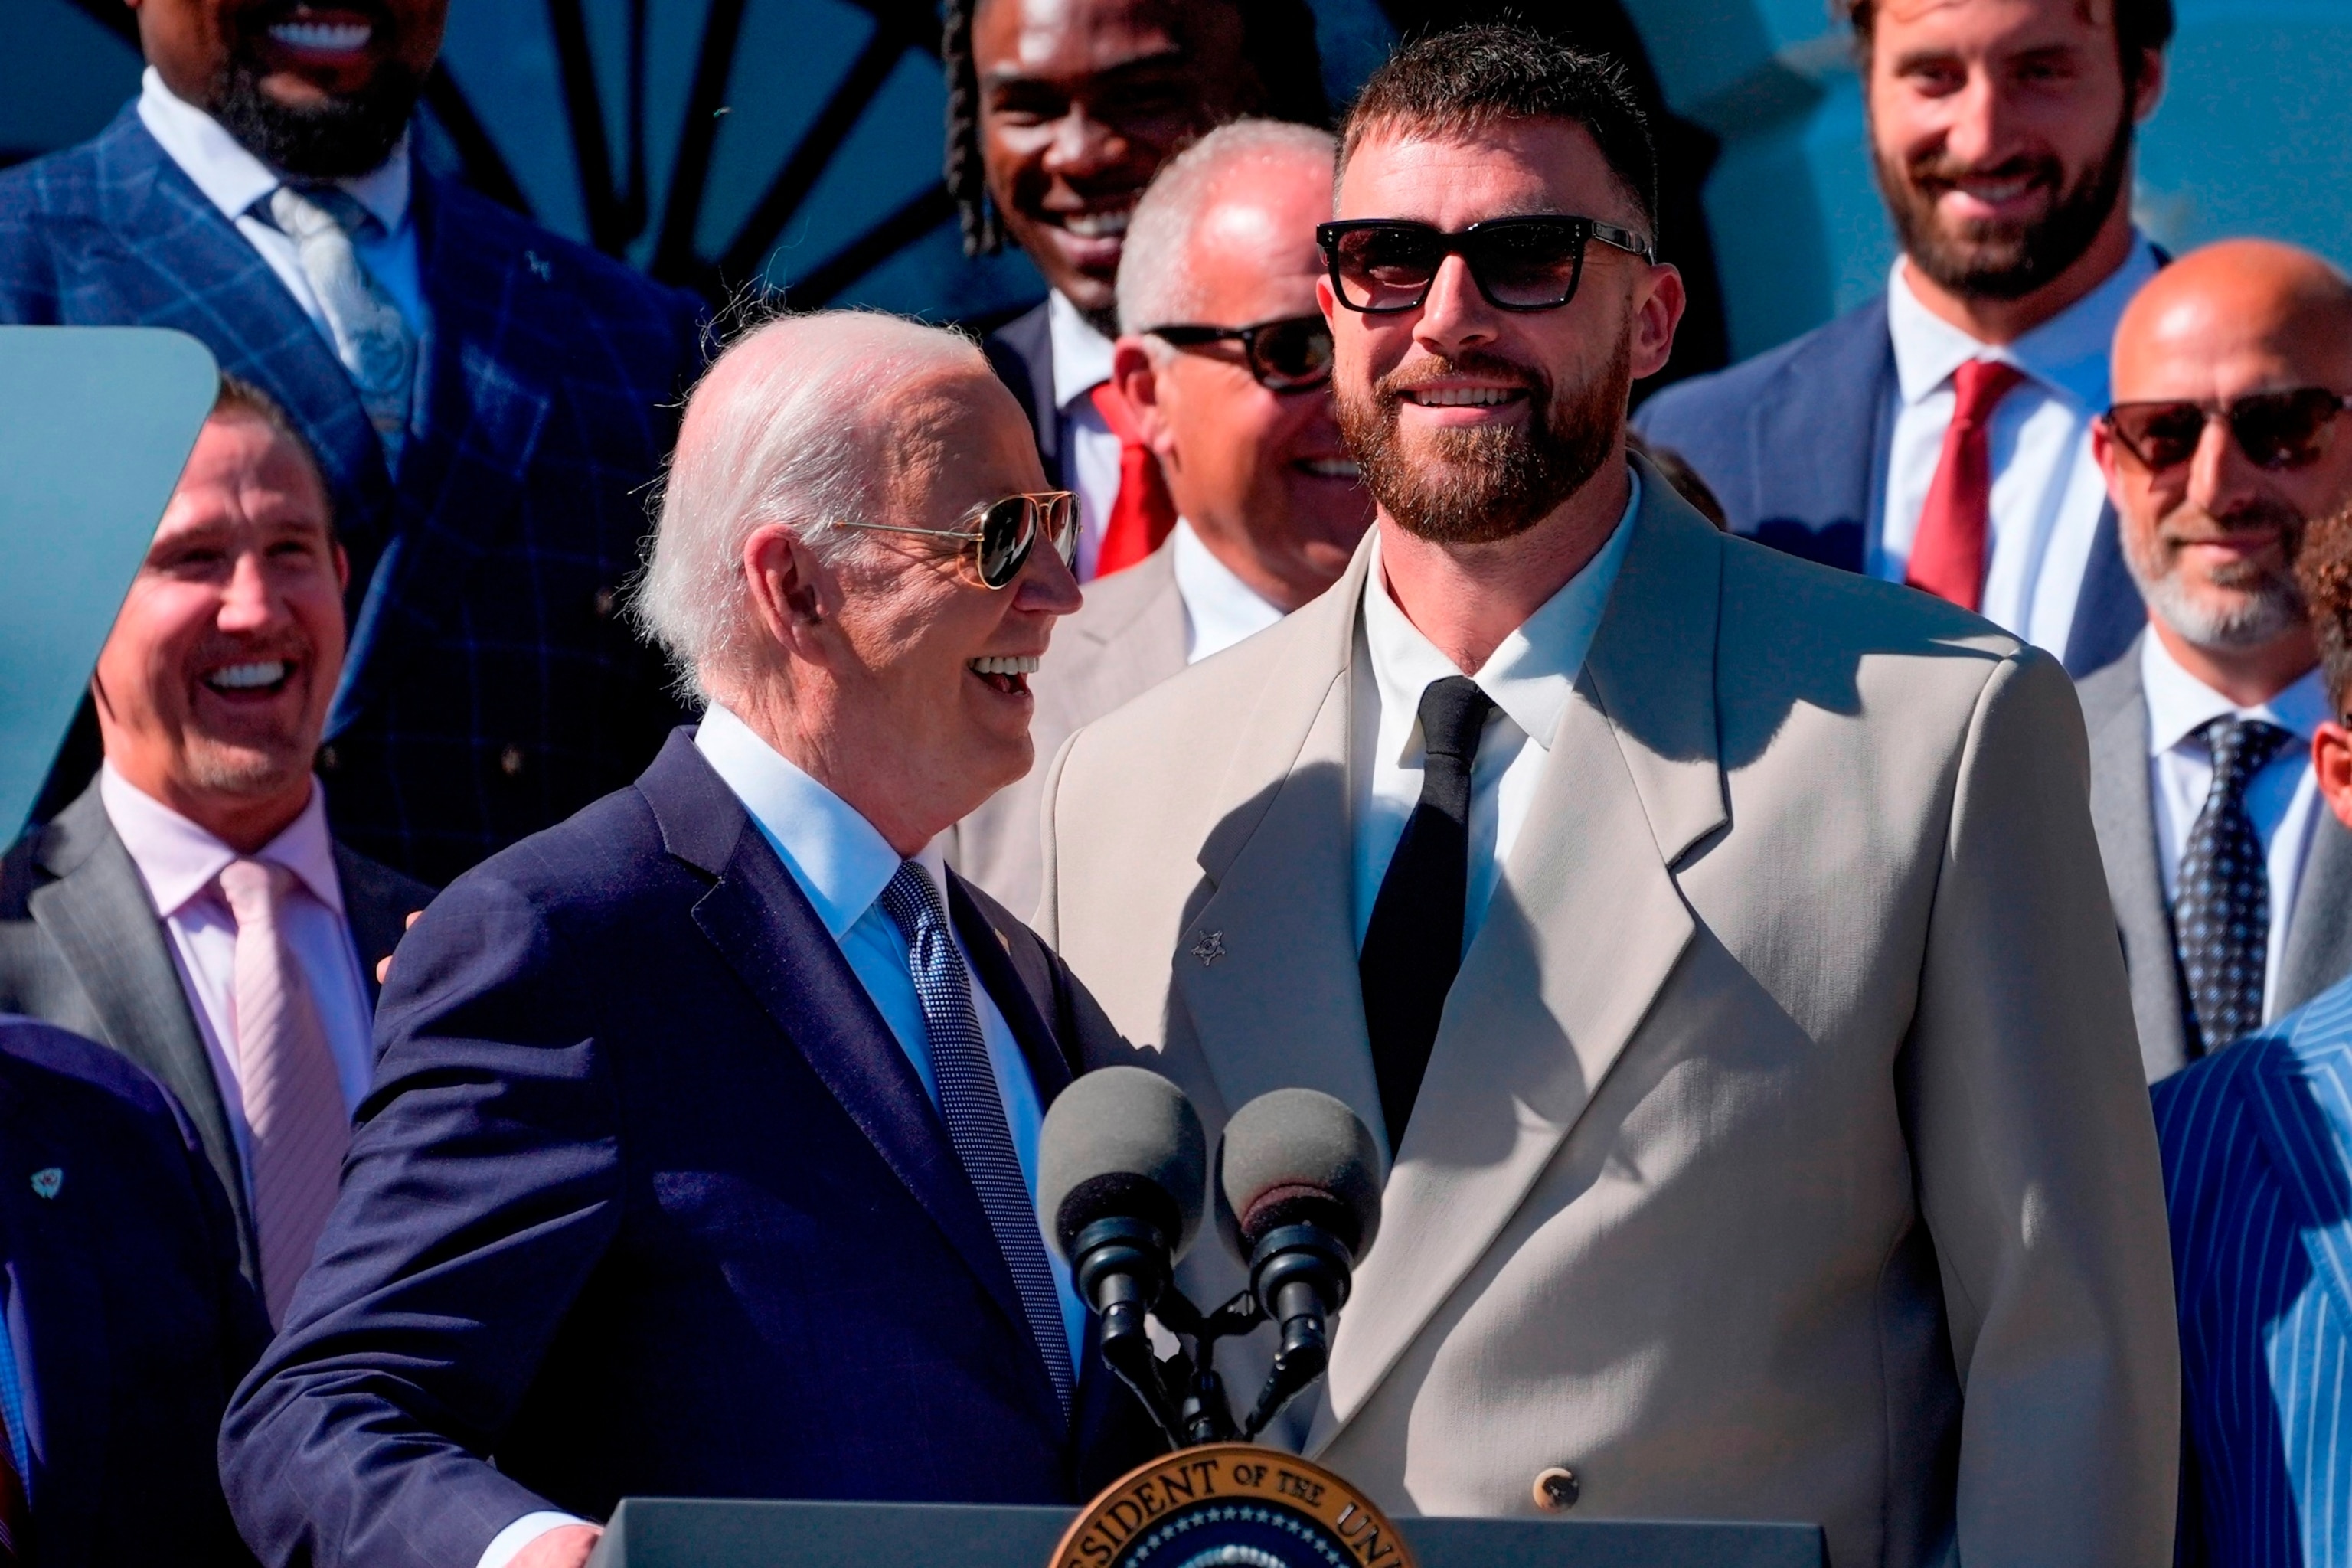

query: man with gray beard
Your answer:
[2079,240,2352,1079]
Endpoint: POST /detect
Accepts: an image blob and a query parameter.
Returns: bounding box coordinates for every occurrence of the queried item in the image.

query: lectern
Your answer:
[583,1496,1825,1568]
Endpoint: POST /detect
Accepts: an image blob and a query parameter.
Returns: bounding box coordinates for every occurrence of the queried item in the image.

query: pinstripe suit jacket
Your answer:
[2155,976,2352,1565]
[0,107,706,885]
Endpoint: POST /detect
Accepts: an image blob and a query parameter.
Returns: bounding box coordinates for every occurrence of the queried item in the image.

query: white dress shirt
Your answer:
[99,765,375,1181]
[1049,291,1125,581]
[2141,633,2329,1020]
[1171,519,1284,663]
[1875,239,2160,658]
[136,67,428,354]
[1350,474,1641,950]
[484,705,1093,1568]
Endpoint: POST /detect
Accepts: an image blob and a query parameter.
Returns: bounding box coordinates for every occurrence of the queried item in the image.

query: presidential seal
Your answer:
[1051,1444,1415,1568]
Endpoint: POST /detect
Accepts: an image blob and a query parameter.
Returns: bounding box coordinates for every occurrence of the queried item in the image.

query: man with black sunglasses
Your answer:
[1636,0,2174,682]
[952,119,1370,916]
[2078,240,2352,1082]
[1037,24,2174,1561]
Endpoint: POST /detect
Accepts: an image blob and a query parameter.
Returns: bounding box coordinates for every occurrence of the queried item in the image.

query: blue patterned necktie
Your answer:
[266,184,416,467]
[877,861,1074,1417]
[2175,717,2296,1056]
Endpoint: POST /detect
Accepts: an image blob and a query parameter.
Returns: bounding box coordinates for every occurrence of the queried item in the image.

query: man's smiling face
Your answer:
[93,407,347,841]
[974,0,1255,326]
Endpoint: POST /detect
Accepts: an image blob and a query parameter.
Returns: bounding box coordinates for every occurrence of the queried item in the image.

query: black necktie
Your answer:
[2175,716,2296,1057]
[1361,675,1497,1150]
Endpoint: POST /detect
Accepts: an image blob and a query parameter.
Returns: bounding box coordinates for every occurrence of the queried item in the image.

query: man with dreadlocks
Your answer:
[943,0,1327,581]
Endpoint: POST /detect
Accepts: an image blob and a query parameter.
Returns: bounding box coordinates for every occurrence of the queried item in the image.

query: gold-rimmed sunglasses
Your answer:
[835,490,1079,589]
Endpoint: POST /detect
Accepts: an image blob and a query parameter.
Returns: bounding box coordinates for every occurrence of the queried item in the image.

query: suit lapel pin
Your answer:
[524,250,554,283]
[1190,931,1227,967]
[28,1168,61,1201]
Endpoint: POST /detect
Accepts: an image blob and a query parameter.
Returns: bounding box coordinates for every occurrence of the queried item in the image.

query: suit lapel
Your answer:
[2244,1029,2352,1339]
[332,843,426,1014]
[2282,815,2352,1018]
[83,112,391,546]
[2079,648,2191,1078]
[1312,475,1719,1449]
[644,740,1053,1418]
[949,875,1075,1106]
[328,176,551,737]
[0,1076,110,1559]
[1744,299,1889,573]
[1170,540,1386,1144]
[2063,504,2147,678]
[24,789,254,1271]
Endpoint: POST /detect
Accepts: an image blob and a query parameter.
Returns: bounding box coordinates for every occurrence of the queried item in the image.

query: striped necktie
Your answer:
[266,184,416,468]
[877,861,1075,1417]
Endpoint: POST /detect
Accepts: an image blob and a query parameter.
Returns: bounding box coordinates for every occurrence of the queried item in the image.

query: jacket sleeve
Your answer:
[218,872,626,1568]
[1903,645,2180,1563]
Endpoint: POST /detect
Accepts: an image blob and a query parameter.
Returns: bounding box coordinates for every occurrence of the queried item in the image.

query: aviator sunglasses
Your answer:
[1316,214,1656,315]
[835,490,1078,589]
[1145,314,1334,391]
[2102,388,2352,474]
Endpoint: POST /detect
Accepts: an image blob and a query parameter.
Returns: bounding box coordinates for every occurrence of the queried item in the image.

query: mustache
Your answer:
[1374,352,1550,403]
[1901,150,2063,199]
[188,632,313,671]
[2158,498,2308,547]
[234,0,398,31]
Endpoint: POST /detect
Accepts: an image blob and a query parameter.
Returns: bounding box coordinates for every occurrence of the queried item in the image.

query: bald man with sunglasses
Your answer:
[951,119,1370,917]
[2081,240,2352,1082]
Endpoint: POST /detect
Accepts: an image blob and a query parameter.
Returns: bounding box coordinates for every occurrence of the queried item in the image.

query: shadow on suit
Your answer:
[220,731,1153,1568]
[0,1015,269,1566]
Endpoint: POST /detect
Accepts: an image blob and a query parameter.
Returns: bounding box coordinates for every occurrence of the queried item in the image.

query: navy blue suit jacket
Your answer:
[985,299,1065,487]
[1635,294,2145,678]
[0,1016,268,1567]
[0,107,707,886]
[2155,975,2352,1565]
[219,731,1154,1568]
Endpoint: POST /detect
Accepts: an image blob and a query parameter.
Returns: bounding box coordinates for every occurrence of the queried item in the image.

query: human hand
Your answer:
[375,910,424,985]
[510,1524,603,1568]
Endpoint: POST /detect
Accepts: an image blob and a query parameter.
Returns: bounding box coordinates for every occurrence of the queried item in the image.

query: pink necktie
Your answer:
[219,858,348,1325]
[1906,358,2026,612]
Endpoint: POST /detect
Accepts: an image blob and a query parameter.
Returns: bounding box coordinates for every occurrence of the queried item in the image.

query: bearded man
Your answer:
[2076,241,2352,1080]
[1037,25,2178,1564]
[0,0,705,887]
[1638,0,2171,681]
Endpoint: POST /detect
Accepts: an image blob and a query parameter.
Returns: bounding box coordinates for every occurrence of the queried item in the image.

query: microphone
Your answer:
[1215,1088,1383,1436]
[1037,1067,1208,1441]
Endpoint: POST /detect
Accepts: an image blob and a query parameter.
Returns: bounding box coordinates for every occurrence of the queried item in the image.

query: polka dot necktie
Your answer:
[877,861,1074,1419]
[2175,717,2296,1057]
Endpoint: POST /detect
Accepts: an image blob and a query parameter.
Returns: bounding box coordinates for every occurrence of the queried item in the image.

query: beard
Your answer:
[1877,106,2134,302]
[206,24,421,179]
[2124,500,2311,649]
[1334,335,1631,546]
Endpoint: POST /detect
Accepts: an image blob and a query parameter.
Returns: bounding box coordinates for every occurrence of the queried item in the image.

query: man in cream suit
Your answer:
[952,120,1371,915]
[1038,26,2177,1565]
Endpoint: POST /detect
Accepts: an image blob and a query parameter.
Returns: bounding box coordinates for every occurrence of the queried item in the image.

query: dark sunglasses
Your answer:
[1146,314,1334,391]
[2102,388,2352,474]
[1316,214,1656,315]
[836,491,1078,589]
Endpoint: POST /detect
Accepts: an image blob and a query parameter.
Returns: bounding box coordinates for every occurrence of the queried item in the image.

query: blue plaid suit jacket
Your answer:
[0,106,706,887]
[2156,975,2352,1565]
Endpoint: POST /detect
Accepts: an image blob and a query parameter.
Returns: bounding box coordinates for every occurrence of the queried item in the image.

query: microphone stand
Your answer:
[1107,1279,1327,1451]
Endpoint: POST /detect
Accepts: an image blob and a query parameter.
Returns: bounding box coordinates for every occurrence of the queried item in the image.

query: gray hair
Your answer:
[631,309,986,701]
[1116,119,1338,338]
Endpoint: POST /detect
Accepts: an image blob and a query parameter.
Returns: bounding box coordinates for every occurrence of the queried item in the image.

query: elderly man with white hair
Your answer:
[220,311,1155,1568]
[953,117,1372,916]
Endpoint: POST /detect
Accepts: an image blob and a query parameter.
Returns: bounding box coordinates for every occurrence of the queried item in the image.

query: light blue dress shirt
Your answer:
[0,1302,28,1488]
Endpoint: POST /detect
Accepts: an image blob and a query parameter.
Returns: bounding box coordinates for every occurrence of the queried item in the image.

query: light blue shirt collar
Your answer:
[1887,236,2160,413]
[137,66,411,234]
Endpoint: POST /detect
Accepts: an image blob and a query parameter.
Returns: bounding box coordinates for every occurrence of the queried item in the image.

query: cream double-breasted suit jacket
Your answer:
[1039,464,2177,1566]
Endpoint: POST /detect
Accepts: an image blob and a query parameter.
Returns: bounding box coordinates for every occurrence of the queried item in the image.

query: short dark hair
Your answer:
[1337,24,1658,236]
[941,0,1329,257]
[1841,0,2174,85]
[2300,507,2352,716]
[211,374,331,518]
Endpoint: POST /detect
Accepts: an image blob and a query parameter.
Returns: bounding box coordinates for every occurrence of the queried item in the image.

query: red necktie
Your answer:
[0,1400,27,1564]
[1906,358,2026,612]
[1087,382,1177,578]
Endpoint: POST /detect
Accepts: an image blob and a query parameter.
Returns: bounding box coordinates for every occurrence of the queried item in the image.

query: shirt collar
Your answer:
[694,703,947,939]
[1362,470,1641,760]
[137,65,412,234]
[99,762,344,919]
[1171,519,1285,662]
[2138,629,2331,756]
[1886,236,2159,413]
[1047,290,1117,413]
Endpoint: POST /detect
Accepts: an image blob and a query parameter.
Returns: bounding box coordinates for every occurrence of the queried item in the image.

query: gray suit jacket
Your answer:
[1040,461,2177,1564]
[948,544,1188,919]
[2077,638,2352,1081]
[0,778,431,1281]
